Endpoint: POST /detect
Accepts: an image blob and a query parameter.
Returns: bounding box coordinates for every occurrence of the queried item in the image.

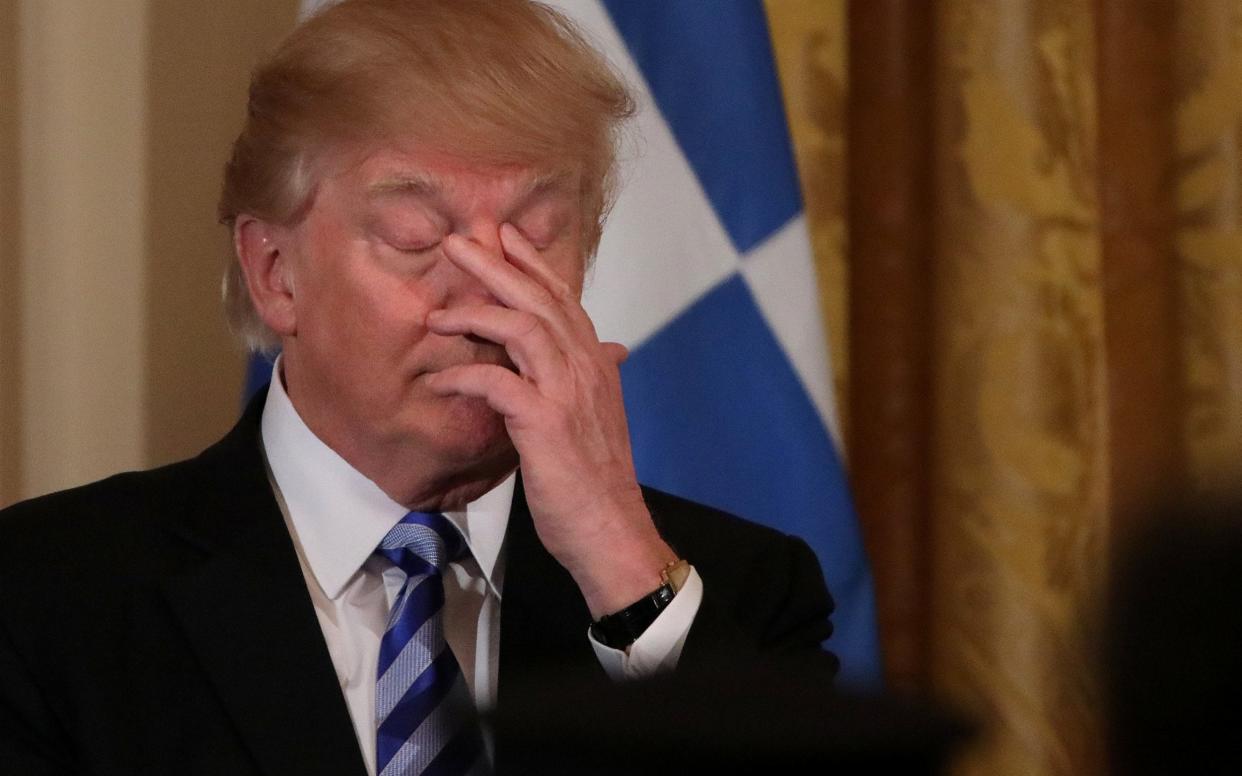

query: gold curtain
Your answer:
[771,1,1242,774]
[1177,0,1242,490]
[929,3,1107,774]
[766,0,850,431]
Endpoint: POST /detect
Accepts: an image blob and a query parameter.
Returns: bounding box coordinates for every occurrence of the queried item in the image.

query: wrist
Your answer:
[589,558,691,650]
[569,530,677,619]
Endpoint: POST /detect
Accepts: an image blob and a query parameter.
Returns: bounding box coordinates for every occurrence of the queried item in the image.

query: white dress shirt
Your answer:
[258,362,703,774]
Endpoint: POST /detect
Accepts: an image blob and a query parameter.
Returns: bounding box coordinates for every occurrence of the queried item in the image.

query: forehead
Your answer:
[335,145,582,208]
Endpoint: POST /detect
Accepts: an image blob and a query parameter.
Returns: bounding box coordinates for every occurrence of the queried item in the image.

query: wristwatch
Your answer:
[590,559,691,650]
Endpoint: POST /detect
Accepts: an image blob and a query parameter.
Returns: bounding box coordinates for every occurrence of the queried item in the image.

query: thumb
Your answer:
[601,341,629,365]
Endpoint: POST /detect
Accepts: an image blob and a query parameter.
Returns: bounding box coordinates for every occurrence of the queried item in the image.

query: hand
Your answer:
[424,224,677,618]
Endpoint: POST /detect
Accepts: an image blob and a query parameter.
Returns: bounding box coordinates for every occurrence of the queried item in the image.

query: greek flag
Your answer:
[549,0,881,687]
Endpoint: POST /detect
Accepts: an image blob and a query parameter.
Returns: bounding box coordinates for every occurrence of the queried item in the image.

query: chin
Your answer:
[435,395,513,461]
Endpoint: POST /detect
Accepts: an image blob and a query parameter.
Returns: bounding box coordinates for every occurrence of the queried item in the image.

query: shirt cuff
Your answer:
[588,567,703,681]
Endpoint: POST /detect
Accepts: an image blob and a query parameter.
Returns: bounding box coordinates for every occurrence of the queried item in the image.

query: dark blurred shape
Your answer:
[489,656,970,775]
[1108,497,1242,776]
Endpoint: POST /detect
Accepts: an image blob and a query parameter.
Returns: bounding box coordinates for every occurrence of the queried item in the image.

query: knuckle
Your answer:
[575,363,602,393]
[546,275,573,301]
[482,365,507,389]
[513,311,542,339]
[529,285,557,311]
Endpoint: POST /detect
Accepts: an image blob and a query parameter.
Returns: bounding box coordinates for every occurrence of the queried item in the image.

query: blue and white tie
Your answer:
[375,511,485,775]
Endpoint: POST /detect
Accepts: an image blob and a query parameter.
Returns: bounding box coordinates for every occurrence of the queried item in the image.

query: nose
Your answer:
[437,223,502,307]
[460,220,503,255]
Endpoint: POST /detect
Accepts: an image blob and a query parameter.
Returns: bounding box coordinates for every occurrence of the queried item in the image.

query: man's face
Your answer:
[276,142,588,494]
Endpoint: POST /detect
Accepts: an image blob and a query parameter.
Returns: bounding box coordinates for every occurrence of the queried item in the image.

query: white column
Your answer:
[18,0,148,498]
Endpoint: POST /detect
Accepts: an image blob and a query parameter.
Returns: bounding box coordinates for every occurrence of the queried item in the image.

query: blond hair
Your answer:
[218,0,635,352]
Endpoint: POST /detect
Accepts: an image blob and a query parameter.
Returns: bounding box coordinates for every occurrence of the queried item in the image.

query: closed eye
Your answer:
[514,218,568,251]
[519,232,552,251]
[512,198,574,250]
[395,240,441,255]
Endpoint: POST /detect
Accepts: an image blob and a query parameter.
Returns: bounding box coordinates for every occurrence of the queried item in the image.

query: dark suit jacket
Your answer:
[0,394,835,775]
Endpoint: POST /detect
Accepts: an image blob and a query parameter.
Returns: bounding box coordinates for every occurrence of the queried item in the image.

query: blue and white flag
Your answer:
[548,0,881,686]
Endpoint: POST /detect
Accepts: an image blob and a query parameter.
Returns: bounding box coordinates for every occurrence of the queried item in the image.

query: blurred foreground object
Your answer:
[1108,498,1242,775]
[489,657,969,774]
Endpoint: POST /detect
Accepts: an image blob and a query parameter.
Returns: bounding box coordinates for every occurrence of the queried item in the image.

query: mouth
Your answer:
[416,339,517,378]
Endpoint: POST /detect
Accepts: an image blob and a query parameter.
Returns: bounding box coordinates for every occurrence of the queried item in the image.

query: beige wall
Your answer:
[1,0,298,507]
[145,0,300,466]
[19,0,149,500]
[0,0,18,504]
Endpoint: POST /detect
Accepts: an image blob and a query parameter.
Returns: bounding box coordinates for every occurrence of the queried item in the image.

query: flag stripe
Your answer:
[600,0,802,253]
[740,213,843,443]
[620,275,863,569]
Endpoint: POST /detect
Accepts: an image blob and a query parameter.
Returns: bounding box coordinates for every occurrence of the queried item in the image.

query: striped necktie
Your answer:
[375,511,485,775]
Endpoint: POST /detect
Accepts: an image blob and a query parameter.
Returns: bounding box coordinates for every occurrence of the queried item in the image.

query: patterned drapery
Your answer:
[768,1,1242,774]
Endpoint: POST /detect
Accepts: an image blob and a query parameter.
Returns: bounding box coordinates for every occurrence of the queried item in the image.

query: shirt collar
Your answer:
[259,357,512,600]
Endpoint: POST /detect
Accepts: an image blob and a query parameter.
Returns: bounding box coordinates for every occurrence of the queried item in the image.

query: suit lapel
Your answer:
[497,475,610,705]
[159,393,367,776]
[157,399,614,770]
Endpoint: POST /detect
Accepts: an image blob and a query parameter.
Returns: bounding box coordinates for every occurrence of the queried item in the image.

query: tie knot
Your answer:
[376,511,465,577]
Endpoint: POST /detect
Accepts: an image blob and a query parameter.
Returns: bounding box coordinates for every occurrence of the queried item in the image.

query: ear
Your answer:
[234,215,298,337]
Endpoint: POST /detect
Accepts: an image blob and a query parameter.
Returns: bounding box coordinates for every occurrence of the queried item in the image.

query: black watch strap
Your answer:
[590,583,677,650]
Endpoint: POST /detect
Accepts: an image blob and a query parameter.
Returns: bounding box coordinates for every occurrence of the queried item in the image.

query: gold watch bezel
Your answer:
[660,558,692,593]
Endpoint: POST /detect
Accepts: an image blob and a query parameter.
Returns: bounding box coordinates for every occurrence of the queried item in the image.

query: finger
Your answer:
[601,341,629,365]
[500,224,597,337]
[442,233,566,327]
[427,305,565,384]
[423,363,541,419]
[498,223,576,301]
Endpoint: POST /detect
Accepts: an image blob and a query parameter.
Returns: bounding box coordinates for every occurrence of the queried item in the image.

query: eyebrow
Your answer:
[366,169,578,205]
[520,171,578,201]
[367,174,439,199]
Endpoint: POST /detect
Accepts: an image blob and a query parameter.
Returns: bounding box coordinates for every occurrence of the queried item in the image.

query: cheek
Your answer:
[296,249,435,355]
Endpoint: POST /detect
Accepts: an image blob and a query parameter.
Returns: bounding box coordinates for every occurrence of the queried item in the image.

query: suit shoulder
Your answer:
[640,485,801,551]
[639,484,825,593]
[639,485,836,656]
[0,398,262,571]
[0,458,198,571]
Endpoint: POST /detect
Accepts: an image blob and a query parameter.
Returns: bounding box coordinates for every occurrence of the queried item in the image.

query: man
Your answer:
[0,1,835,774]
